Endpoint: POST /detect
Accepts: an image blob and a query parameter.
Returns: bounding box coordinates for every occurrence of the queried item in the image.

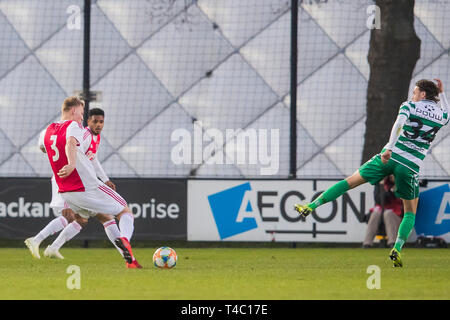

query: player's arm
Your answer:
[435,78,449,115]
[58,136,78,178]
[91,156,116,190]
[441,92,449,114]
[381,112,408,164]
[38,129,46,153]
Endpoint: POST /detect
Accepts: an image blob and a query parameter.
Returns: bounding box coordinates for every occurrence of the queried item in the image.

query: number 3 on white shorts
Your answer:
[50,135,59,162]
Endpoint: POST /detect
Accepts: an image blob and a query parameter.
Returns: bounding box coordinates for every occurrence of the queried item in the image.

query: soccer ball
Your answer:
[153,247,177,269]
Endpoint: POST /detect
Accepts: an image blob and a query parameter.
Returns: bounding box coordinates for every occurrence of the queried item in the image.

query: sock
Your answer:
[394,211,415,252]
[34,216,68,244]
[103,220,124,257]
[50,221,82,250]
[118,212,134,242]
[309,180,350,210]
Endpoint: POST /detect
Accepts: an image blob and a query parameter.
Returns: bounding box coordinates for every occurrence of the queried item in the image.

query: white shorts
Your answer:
[50,176,65,208]
[51,202,71,216]
[50,176,70,215]
[61,183,127,219]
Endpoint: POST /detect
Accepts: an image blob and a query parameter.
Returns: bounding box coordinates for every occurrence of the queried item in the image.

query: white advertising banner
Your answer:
[188,180,376,242]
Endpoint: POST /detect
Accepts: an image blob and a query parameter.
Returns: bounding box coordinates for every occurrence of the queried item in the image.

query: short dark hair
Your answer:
[88,108,105,118]
[415,79,440,103]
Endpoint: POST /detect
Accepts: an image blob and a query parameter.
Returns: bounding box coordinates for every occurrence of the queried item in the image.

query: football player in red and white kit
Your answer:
[84,108,116,191]
[32,97,140,268]
[25,108,130,265]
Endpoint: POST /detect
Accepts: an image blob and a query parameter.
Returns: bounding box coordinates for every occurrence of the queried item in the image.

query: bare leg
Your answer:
[345,170,368,189]
[309,170,367,210]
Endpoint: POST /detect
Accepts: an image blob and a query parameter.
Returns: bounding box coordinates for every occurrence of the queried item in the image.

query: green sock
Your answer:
[394,211,416,252]
[309,180,350,210]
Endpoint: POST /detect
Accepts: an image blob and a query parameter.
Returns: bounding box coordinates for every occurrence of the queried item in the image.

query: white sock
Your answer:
[103,220,124,257]
[50,221,82,250]
[34,216,68,244]
[118,213,134,242]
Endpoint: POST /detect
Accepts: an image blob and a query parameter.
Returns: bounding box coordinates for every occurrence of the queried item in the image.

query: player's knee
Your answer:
[95,214,115,224]
[402,198,418,213]
[117,207,133,220]
[346,171,366,189]
[75,216,88,228]
[62,209,76,223]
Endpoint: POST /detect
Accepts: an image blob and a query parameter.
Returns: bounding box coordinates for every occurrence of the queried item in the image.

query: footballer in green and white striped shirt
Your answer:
[295,79,449,267]
[387,93,448,174]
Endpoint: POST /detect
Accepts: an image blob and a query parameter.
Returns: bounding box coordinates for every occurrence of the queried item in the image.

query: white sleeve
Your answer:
[91,156,109,182]
[82,129,92,153]
[38,128,46,152]
[66,121,84,146]
[385,114,408,150]
[439,92,449,116]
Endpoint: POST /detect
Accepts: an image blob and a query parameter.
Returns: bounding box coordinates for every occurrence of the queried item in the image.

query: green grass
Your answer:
[1,247,449,299]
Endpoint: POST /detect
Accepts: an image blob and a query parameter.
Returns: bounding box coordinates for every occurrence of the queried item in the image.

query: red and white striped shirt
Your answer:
[83,128,109,182]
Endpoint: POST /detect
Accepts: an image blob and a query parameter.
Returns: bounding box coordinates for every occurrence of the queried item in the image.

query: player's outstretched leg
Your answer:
[294,204,313,218]
[294,180,351,218]
[294,170,367,219]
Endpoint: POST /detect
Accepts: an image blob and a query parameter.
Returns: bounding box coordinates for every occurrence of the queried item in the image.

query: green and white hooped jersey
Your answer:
[387,100,449,173]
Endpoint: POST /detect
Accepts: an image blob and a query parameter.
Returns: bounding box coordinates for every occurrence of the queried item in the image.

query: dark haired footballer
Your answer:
[295,79,449,267]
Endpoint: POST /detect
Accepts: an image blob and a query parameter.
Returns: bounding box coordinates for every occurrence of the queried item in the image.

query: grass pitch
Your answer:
[1,247,449,300]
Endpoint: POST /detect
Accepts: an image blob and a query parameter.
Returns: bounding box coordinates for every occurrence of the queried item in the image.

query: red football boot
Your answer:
[126,260,143,269]
[114,237,135,264]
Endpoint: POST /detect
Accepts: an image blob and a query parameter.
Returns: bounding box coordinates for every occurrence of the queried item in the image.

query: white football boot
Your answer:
[24,237,41,259]
[44,245,64,259]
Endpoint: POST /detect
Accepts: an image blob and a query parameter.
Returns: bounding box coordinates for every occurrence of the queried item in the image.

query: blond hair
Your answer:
[62,96,85,113]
